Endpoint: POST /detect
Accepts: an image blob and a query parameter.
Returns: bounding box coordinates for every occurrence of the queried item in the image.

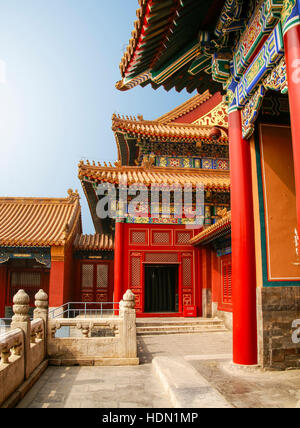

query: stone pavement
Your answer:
[17,331,300,408]
[16,364,172,408]
[17,331,232,408]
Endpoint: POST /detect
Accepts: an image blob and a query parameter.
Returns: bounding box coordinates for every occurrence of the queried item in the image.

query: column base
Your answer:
[257,287,300,370]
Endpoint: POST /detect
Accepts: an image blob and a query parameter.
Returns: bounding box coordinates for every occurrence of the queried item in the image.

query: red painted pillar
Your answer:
[229,109,257,365]
[49,261,65,308]
[114,221,124,309]
[284,24,300,236]
[0,265,7,318]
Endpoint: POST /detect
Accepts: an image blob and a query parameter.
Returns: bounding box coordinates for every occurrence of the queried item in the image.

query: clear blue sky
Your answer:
[0,0,195,233]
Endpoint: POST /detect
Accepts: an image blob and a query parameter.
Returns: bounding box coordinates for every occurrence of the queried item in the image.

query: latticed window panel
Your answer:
[152,231,171,245]
[131,231,147,245]
[222,261,232,304]
[130,256,141,288]
[96,264,109,288]
[144,253,178,263]
[81,264,94,290]
[182,257,193,287]
[10,271,41,303]
[176,232,192,245]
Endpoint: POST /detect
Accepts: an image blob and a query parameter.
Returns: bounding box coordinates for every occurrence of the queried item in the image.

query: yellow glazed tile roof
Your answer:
[0,190,81,247]
[111,114,228,142]
[190,211,231,246]
[78,162,230,191]
[156,91,212,124]
[74,234,114,251]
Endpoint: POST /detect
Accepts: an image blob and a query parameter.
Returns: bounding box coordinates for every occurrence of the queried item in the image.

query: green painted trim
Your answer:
[151,40,199,85]
[254,127,300,287]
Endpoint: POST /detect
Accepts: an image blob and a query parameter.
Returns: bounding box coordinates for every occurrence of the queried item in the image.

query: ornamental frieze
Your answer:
[241,57,288,139]
[193,102,228,128]
[233,0,284,79]
[236,23,284,108]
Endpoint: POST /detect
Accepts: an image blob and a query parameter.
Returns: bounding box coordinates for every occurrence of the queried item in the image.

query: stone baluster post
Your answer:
[10,289,31,379]
[119,290,137,359]
[33,289,49,357]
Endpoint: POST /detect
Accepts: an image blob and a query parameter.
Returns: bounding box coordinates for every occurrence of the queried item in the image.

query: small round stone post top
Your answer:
[121,290,136,309]
[12,289,30,322]
[34,289,49,311]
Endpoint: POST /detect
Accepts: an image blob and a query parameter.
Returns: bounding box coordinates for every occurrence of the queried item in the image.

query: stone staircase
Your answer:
[136,317,227,336]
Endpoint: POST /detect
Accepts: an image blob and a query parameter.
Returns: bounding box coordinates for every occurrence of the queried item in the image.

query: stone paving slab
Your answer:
[153,356,233,408]
[16,330,300,408]
[138,331,233,364]
[16,364,172,409]
[189,357,300,408]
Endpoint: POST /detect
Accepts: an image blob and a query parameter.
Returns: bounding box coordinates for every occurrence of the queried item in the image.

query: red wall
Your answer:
[120,223,201,317]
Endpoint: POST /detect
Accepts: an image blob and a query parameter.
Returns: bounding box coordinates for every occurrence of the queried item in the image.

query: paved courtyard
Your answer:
[17,331,300,408]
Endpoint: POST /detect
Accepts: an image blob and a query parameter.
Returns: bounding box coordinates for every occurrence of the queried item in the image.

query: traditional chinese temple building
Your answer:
[78,92,231,318]
[116,0,300,369]
[0,191,82,318]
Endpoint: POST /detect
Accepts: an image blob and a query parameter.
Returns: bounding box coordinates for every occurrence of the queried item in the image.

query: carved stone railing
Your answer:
[47,290,139,366]
[0,289,48,407]
[0,328,24,406]
[0,289,139,406]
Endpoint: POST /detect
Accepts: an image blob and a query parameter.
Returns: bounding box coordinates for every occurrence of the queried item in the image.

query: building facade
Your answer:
[78,93,231,317]
[116,0,300,369]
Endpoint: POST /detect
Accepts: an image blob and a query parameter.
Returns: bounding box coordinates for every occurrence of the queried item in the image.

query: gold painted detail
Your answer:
[192,102,228,128]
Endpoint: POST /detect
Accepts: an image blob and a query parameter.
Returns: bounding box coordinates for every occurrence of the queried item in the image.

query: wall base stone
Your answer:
[256,287,300,370]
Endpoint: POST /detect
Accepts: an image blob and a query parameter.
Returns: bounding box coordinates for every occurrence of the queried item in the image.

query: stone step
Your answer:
[137,328,228,336]
[137,324,227,336]
[136,318,224,328]
[136,317,227,336]
[137,323,224,331]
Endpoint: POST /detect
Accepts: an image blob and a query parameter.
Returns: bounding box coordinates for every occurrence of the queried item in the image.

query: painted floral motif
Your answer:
[281,0,297,33]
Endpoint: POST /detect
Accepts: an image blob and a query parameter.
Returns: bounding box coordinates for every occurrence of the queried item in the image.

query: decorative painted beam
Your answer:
[233,0,284,79]
[235,22,284,107]
[215,0,244,38]
[151,40,199,85]
[241,57,288,138]
[188,54,211,76]
[212,54,231,83]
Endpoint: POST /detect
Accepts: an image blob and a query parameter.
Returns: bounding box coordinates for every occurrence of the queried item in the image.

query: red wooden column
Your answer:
[114,220,124,309]
[0,265,7,317]
[229,109,257,365]
[284,24,300,236]
[48,246,65,309]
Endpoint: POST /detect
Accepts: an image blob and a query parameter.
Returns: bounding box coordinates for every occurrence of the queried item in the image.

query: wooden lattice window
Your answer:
[176,232,191,245]
[145,253,178,263]
[182,257,192,287]
[131,231,147,245]
[222,260,232,304]
[97,265,109,288]
[130,256,141,288]
[10,272,41,304]
[80,262,112,304]
[152,231,170,245]
[81,264,94,290]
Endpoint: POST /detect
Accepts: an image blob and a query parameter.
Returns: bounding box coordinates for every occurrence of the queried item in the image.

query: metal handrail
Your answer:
[49,302,120,319]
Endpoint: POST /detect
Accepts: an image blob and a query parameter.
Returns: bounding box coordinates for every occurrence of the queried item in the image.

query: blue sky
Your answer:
[0,0,195,233]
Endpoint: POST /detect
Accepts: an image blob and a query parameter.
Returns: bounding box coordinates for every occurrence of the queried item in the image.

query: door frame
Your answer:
[143,263,179,314]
